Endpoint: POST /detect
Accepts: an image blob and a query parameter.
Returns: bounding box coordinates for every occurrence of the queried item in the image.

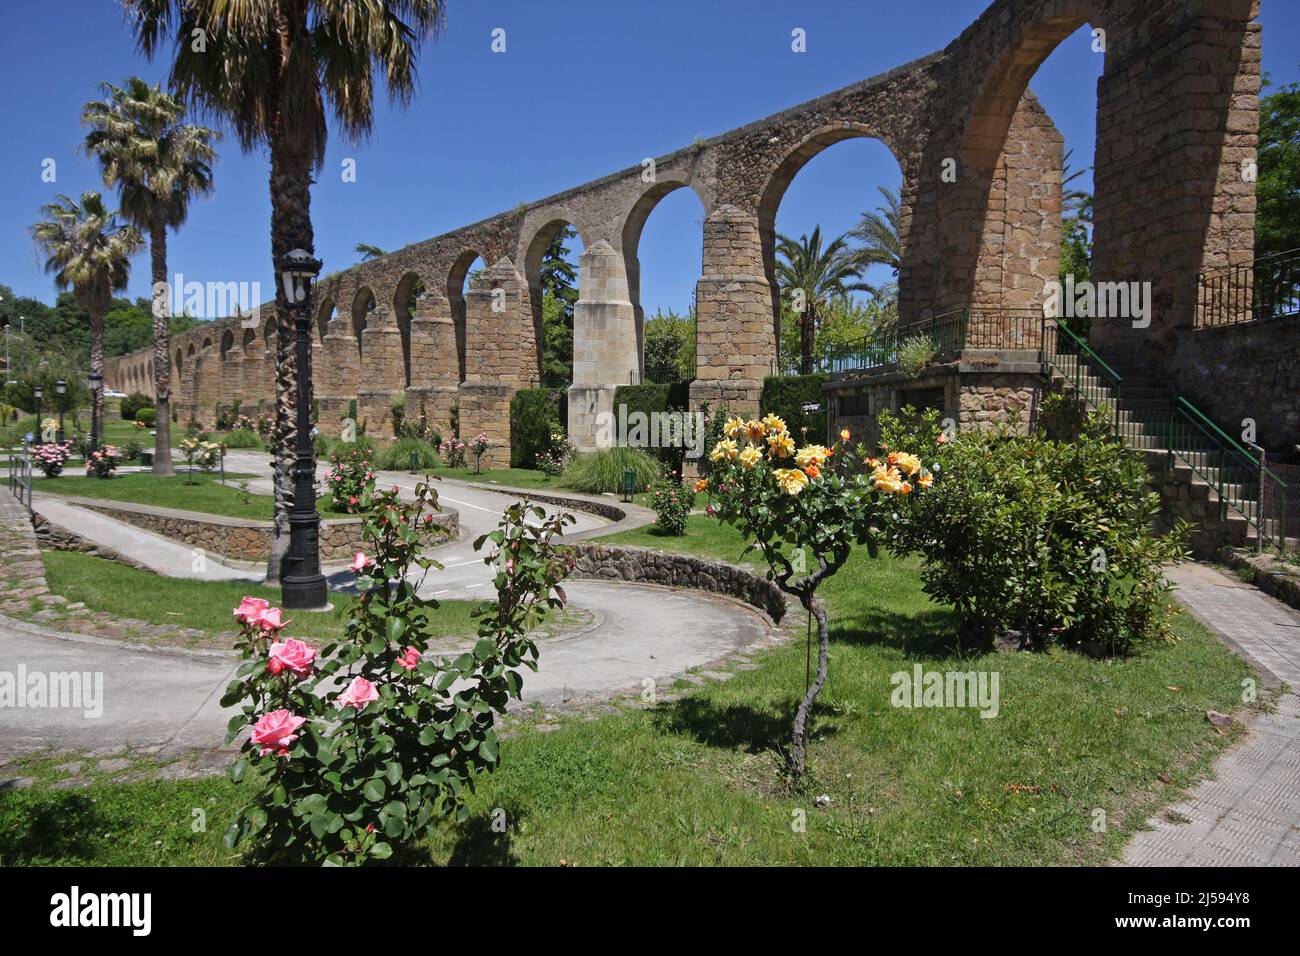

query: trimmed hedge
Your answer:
[121,392,154,421]
[509,388,565,468]
[761,374,829,444]
[611,382,691,472]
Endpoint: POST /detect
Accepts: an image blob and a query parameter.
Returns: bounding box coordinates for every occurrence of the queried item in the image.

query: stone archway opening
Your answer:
[446,250,483,384]
[757,128,906,375]
[315,296,335,344]
[523,220,585,388]
[351,287,376,361]
[393,272,425,387]
[621,181,706,385]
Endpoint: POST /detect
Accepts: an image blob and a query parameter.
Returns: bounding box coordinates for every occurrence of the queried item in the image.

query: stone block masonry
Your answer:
[105,0,1268,456]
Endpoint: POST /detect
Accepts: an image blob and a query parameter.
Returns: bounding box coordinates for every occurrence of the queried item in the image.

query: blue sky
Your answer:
[2,0,1296,319]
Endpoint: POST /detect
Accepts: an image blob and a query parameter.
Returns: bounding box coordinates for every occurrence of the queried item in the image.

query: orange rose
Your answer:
[803,464,821,479]
[694,478,708,492]
[840,428,851,442]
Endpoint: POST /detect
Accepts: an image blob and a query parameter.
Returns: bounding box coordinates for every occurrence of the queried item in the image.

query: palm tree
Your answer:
[82,77,219,477]
[775,227,871,374]
[850,185,903,279]
[124,0,447,582]
[30,192,143,435]
[355,243,387,262]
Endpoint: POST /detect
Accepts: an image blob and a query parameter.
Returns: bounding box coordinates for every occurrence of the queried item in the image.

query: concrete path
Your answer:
[0,579,768,760]
[1121,562,1300,867]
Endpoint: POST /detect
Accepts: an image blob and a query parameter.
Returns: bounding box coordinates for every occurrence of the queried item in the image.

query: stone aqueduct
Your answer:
[107,0,1266,468]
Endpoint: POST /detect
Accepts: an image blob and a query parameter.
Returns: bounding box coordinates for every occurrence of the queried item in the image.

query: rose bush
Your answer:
[439,436,466,469]
[326,443,376,514]
[222,482,575,865]
[701,414,935,779]
[31,441,73,478]
[85,444,123,479]
[649,472,691,536]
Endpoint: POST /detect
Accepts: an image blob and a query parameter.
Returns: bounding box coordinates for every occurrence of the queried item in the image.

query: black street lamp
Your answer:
[87,369,103,451]
[32,386,43,444]
[55,379,66,443]
[278,248,328,610]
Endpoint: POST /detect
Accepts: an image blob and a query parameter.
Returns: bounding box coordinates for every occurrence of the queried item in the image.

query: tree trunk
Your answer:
[89,305,105,444]
[800,302,816,376]
[789,591,829,780]
[263,65,316,584]
[150,215,175,476]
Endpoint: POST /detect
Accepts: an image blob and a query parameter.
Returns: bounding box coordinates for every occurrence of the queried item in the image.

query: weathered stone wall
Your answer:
[103,0,1264,457]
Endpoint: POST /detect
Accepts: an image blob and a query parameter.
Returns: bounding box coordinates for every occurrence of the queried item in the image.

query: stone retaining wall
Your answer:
[569,541,786,622]
[40,495,457,563]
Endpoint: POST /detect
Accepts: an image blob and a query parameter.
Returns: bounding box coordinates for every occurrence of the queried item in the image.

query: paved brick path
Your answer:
[1122,562,1300,866]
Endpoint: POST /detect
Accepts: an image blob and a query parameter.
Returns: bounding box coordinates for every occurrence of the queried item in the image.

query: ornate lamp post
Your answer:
[87,369,103,451]
[55,379,66,443]
[279,248,328,610]
[32,385,43,444]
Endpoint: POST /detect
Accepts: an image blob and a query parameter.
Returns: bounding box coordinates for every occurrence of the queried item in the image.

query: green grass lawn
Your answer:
[1,514,1254,866]
[34,471,351,520]
[424,464,700,511]
[38,548,478,647]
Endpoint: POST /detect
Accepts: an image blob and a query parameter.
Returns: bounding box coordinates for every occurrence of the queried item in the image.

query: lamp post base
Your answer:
[281,571,328,610]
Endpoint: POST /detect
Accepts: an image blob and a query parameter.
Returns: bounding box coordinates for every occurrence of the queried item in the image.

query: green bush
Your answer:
[761,374,828,445]
[320,433,380,462]
[896,335,937,377]
[218,427,263,449]
[120,392,154,421]
[648,475,691,535]
[134,407,156,427]
[509,388,564,468]
[561,446,660,494]
[376,436,439,471]
[611,382,691,472]
[881,408,1188,654]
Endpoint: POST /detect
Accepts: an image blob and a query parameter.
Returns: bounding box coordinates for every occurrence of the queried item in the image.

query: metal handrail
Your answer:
[6,440,32,512]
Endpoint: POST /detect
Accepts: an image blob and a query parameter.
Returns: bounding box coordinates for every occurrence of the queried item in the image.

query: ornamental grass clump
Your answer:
[700,414,935,780]
[222,482,575,865]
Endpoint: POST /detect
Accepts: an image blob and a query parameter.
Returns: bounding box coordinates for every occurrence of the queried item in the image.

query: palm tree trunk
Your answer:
[89,305,105,445]
[800,302,816,376]
[264,100,316,584]
[150,215,175,476]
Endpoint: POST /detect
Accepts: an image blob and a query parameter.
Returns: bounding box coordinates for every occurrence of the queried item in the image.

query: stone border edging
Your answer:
[568,541,787,623]
[1217,548,1300,613]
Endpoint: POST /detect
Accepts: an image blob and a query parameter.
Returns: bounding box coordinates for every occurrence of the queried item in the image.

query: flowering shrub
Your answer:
[468,432,490,473]
[701,414,934,779]
[31,441,73,477]
[85,445,122,479]
[221,484,575,865]
[180,437,223,473]
[327,444,376,513]
[537,431,571,477]
[439,436,466,469]
[649,473,691,536]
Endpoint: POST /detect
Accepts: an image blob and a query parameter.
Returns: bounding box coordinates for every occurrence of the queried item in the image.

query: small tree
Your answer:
[700,414,935,780]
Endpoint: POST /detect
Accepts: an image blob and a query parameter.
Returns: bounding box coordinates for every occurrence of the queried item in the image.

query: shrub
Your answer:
[85,445,122,479]
[326,444,376,513]
[468,432,490,473]
[134,407,157,427]
[220,427,263,449]
[122,438,144,461]
[180,437,223,474]
[32,441,73,477]
[761,374,828,446]
[537,432,572,477]
[611,382,691,472]
[120,392,154,421]
[509,388,563,468]
[881,408,1188,653]
[220,487,575,864]
[376,437,438,472]
[649,474,691,535]
[561,446,659,494]
[439,436,466,469]
[896,335,937,377]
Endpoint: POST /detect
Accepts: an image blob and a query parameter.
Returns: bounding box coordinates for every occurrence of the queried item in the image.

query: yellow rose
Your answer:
[894,452,923,477]
[766,431,795,459]
[745,419,767,443]
[794,444,830,469]
[723,417,748,440]
[773,468,809,496]
[739,444,763,470]
[871,463,905,494]
[917,472,934,489]
[710,438,739,462]
[840,428,851,442]
[761,413,788,436]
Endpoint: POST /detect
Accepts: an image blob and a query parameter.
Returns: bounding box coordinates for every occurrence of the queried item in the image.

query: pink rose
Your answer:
[250,709,306,757]
[349,551,371,573]
[255,606,291,633]
[234,596,270,624]
[267,638,316,678]
[396,647,421,671]
[337,676,379,710]
[505,558,515,574]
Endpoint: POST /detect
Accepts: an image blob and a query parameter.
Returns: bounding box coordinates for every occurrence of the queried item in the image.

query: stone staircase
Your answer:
[1045,348,1295,557]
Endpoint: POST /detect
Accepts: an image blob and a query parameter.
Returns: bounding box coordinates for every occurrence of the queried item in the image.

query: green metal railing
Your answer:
[1197,246,1300,328]
[6,440,32,512]
[1041,319,1144,443]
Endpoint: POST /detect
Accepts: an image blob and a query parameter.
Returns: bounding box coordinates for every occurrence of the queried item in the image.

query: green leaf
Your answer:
[363,778,386,802]
[386,616,407,644]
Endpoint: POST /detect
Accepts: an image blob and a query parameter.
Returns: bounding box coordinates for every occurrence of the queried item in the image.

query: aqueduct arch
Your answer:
[105,0,1265,466]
